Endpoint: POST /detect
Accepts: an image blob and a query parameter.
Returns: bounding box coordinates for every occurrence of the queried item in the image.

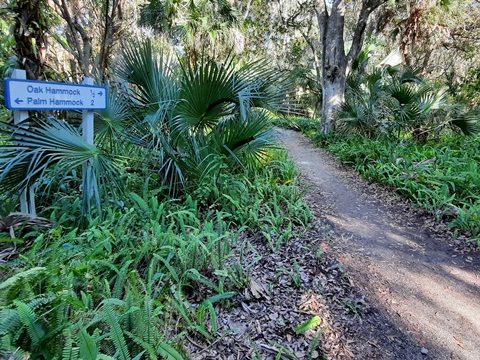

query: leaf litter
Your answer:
[185,129,480,359]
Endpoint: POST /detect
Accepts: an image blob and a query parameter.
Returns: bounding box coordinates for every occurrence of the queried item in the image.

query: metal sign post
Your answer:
[11,70,33,214]
[81,77,95,204]
[3,73,108,216]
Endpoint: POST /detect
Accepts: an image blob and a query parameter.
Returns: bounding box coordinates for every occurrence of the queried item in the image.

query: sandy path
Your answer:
[277,128,480,360]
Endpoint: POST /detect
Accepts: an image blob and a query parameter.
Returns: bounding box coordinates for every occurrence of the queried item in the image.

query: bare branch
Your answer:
[346,0,387,72]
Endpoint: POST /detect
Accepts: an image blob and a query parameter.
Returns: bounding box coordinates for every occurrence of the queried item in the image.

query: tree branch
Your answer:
[346,0,387,72]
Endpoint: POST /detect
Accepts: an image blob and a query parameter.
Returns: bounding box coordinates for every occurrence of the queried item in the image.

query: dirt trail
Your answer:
[277,128,480,360]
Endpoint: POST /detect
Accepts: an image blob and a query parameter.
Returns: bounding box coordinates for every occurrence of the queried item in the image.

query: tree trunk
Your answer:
[318,0,387,133]
[53,0,124,80]
[320,0,347,134]
[12,0,48,79]
[321,70,346,133]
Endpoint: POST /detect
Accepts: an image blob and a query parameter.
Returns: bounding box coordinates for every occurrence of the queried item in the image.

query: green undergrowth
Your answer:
[274,116,320,136]
[316,133,480,244]
[281,117,480,245]
[0,104,9,124]
[0,149,311,359]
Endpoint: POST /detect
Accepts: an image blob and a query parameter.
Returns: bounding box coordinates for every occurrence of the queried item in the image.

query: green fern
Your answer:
[142,296,154,347]
[102,304,130,360]
[0,267,46,290]
[1,332,27,359]
[76,328,98,360]
[14,300,45,346]
[124,331,157,359]
[0,309,21,336]
[62,332,80,360]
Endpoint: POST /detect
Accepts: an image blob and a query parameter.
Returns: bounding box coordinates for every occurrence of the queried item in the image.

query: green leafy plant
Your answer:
[294,315,322,334]
[338,66,479,139]
[313,132,480,243]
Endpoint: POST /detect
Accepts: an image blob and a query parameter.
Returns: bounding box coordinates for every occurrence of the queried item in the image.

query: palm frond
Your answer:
[450,112,480,135]
[237,59,297,115]
[212,110,275,166]
[0,116,122,213]
[175,55,239,134]
[95,89,134,152]
[116,40,179,109]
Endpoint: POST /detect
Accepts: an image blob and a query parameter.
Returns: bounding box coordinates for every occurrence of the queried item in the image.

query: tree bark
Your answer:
[320,0,347,133]
[12,0,49,79]
[318,0,386,133]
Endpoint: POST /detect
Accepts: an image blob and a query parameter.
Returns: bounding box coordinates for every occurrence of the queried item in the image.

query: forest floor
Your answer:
[186,129,480,359]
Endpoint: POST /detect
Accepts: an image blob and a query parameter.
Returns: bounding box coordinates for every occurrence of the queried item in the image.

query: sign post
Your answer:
[81,77,95,204]
[11,70,32,214]
[4,74,108,216]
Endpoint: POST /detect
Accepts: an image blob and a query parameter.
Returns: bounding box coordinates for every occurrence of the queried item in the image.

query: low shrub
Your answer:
[0,149,311,358]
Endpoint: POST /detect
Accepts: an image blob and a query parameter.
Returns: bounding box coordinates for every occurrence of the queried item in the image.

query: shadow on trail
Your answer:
[277,128,480,360]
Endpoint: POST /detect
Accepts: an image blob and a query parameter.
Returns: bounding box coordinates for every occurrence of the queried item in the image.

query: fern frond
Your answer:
[102,305,130,360]
[0,309,21,336]
[0,267,46,290]
[76,328,98,360]
[125,331,156,359]
[14,300,45,346]
[0,338,27,360]
[62,333,80,360]
[142,297,153,346]
[26,293,57,310]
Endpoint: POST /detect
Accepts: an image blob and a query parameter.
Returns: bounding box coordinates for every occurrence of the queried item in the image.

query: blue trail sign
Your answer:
[4,79,108,110]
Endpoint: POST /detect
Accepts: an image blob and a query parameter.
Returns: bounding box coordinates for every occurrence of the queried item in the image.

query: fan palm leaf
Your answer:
[449,112,480,135]
[237,59,296,115]
[0,117,121,213]
[116,40,179,111]
[211,110,275,166]
[112,41,292,194]
[95,89,135,152]
[174,55,241,134]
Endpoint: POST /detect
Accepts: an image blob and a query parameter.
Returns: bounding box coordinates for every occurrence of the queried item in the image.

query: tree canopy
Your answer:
[1,0,479,130]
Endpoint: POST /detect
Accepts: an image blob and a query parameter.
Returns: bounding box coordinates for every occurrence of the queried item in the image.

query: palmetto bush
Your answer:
[338,66,479,139]
[115,41,290,191]
[0,40,292,217]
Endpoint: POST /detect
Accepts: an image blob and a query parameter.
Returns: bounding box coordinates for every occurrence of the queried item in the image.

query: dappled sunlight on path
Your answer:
[277,128,480,360]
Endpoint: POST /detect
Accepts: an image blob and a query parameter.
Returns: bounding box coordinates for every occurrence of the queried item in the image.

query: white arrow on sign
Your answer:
[4,79,108,110]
